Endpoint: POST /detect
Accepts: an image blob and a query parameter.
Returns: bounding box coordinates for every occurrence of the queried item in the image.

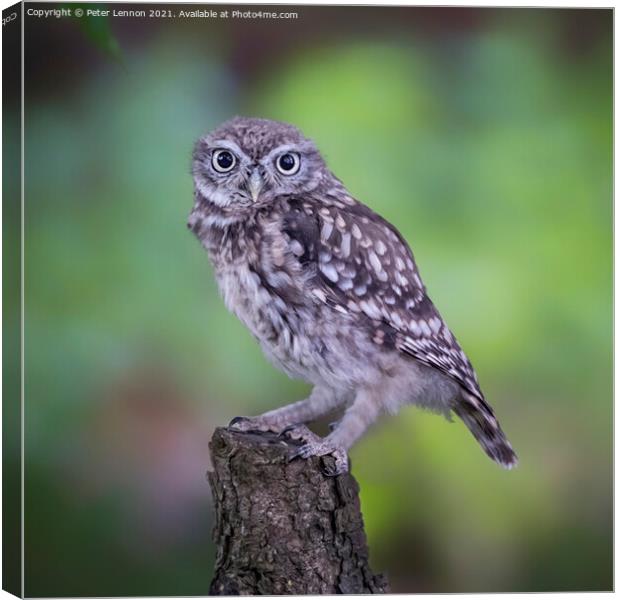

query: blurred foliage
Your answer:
[13,6,612,595]
[63,3,123,62]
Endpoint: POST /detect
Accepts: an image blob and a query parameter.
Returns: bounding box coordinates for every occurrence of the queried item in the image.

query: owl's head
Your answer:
[192,117,327,211]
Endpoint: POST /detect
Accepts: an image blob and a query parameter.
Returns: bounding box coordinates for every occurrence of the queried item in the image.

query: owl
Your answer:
[188,116,517,475]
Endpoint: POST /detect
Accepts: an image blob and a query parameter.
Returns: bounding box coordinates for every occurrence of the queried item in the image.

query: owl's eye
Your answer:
[212,149,236,173]
[276,152,300,175]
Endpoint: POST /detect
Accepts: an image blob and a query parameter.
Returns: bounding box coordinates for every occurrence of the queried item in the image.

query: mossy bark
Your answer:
[208,427,389,595]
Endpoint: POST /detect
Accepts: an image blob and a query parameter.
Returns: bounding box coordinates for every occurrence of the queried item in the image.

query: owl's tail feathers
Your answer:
[453,392,518,469]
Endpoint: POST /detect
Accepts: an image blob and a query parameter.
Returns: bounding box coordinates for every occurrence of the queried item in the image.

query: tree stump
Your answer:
[208,427,389,595]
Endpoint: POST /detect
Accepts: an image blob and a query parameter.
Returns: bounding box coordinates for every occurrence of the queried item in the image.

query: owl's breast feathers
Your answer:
[255,195,485,401]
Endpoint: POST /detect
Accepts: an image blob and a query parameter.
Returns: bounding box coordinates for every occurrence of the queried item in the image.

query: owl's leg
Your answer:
[229,385,346,434]
[290,387,381,476]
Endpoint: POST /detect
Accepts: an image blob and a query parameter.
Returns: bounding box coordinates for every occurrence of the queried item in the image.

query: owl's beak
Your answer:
[247,170,264,203]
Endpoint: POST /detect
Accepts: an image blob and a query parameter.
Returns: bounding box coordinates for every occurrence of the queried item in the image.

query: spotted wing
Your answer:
[281,198,484,400]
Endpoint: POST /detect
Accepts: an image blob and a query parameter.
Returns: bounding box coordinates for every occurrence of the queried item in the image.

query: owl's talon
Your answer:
[280,423,317,443]
[228,416,280,434]
[322,452,349,476]
[288,447,303,461]
[289,439,349,475]
[278,423,301,438]
[288,441,317,461]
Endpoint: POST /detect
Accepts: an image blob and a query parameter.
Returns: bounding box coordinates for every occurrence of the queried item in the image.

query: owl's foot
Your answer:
[278,423,315,442]
[289,433,349,477]
[228,415,283,434]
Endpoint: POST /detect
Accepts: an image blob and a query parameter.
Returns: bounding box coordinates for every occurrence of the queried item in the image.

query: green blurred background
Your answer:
[11,4,612,595]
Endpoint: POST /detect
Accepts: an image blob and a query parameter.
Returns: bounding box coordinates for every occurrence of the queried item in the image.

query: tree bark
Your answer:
[207,427,389,595]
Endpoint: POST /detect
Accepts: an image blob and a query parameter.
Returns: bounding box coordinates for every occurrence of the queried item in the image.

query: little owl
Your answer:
[188,116,517,475]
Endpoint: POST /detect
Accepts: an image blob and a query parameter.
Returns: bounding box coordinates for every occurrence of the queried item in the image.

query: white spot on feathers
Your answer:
[312,288,327,302]
[320,208,334,223]
[340,233,351,257]
[321,221,333,241]
[395,272,408,287]
[290,240,304,256]
[368,251,383,274]
[320,262,339,283]
[347,299,361,312]
[360,299,381,320]
[391,311,404,328]
[429,317,442,334]
[338,278,353,291]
